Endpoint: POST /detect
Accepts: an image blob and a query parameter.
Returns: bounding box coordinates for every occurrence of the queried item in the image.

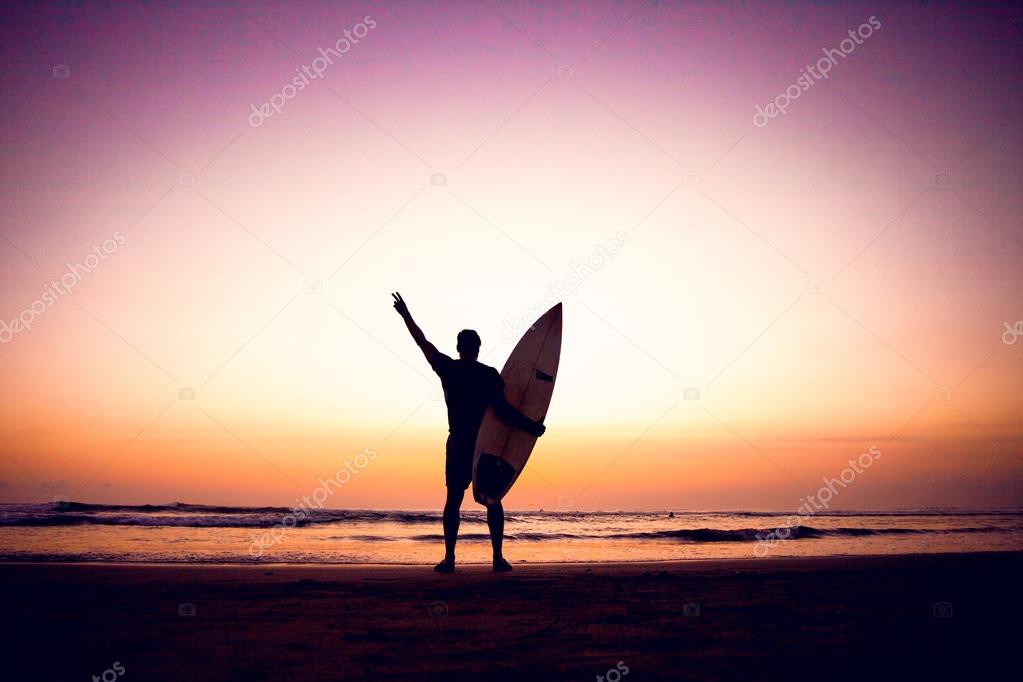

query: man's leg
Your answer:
[437,486,463,572]
[487,501,512,572]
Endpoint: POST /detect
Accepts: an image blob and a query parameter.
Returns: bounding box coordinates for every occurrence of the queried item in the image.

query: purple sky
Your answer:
[0,2,1020,509]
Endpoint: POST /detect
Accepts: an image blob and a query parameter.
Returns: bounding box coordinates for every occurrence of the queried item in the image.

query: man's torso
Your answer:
[432,356,501,444]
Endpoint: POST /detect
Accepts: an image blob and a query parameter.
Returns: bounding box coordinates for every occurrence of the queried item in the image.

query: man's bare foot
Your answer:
[493,557,513,573]
[434,559,455,573]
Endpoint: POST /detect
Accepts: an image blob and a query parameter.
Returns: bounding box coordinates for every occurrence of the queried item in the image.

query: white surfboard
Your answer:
[472,303,562,505]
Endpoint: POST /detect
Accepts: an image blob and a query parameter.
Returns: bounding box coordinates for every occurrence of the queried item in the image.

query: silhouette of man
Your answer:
[392,292,545,573]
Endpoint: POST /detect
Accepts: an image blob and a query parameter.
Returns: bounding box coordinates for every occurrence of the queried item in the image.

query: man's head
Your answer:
[456,329,481,359]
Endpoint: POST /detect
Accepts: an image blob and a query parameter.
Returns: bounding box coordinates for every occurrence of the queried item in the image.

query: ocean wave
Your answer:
[4,502,1020,516]
[610,526,913,541]
[608,526,1018,541]
[0,504,495,529]
[409,532,586,542]
[386,526,1009,543]
[0,502,1019,534]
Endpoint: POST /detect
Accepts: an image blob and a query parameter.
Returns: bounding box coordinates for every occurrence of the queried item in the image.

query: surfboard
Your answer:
[472,303,562,505]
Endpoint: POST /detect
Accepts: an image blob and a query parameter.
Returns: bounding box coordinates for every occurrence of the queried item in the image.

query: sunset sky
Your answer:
[1,1,1020,511]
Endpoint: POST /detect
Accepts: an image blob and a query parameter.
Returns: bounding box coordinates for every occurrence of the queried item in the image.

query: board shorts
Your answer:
[445,434,475,490]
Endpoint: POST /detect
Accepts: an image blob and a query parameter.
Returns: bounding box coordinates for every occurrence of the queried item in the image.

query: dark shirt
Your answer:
[429,354,536,443]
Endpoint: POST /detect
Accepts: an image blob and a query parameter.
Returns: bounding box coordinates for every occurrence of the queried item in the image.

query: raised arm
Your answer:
[392,292,442,365]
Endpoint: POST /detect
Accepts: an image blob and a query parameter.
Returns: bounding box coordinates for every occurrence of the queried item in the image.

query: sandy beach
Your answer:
[3,552,1019,680]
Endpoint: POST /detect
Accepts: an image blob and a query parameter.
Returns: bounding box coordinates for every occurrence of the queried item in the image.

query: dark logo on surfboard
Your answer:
[534,369,554,382]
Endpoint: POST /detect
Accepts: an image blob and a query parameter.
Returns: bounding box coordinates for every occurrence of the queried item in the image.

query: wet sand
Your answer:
[2,552,1019,680]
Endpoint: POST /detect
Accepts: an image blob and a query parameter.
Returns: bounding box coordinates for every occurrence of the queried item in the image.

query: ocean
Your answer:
[1,502,1021,564]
